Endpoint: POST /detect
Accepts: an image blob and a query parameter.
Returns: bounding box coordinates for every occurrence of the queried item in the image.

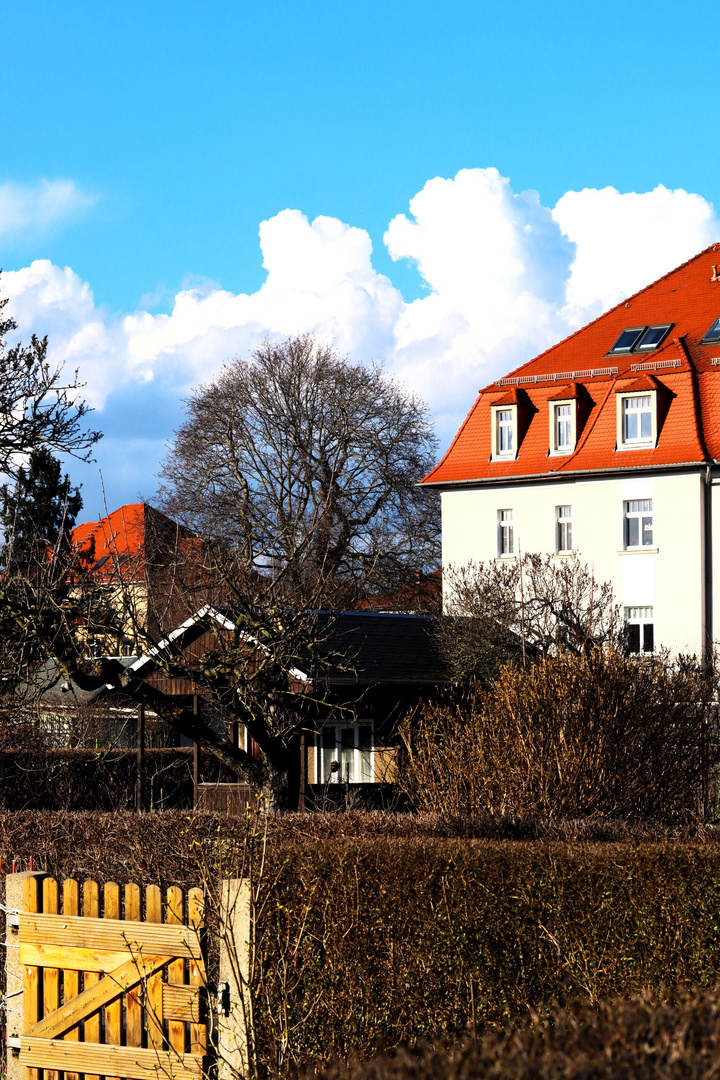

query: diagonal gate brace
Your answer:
[25,954,172,1040]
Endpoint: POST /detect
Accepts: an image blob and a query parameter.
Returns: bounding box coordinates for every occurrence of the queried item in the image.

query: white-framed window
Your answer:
[320,723,373,783]
[555,404,572,450]
[623,395,652,442]
[624,499,653,548]
[497,409,514,454]
[498,508,514,556]
[625,606,655,654]
[617,391,657,449]
[556,505,572,553]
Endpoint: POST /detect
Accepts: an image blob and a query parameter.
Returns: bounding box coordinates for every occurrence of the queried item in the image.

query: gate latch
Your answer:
[217,982,231,1016]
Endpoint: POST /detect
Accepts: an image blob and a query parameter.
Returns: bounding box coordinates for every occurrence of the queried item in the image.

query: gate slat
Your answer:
[145,885,164,1052]
[23,875,41,1080]
[21,1037,204,1080]
[62,878,80,1080]
[124,884,143,1052]
[166,887,186,1056]
[42,879,59,1080]
[20,914,203,958]
[188,888,206,1055]
[82,879,100,1080]
[17,876,208,1080]
[104,884,122,1080]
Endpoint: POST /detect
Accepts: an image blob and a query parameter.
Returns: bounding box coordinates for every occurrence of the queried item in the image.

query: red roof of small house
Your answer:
[71,503,148,565]
[422,245,720,486]
[70,503,195,580]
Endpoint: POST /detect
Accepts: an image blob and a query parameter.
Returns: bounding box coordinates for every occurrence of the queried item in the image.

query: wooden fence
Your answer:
[5,873,251,1080]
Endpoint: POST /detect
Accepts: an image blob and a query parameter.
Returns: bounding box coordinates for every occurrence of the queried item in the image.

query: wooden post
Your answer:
[5,871,45,1080]
[298,731,307,812]
[218,878,251,1080]
[136,702,145,812]
[193,695,200,811]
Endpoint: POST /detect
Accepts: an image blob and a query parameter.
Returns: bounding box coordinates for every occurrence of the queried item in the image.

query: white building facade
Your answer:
[423,246,720,661]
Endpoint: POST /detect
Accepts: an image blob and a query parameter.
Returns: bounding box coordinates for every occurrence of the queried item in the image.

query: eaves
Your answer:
[421,459,716,491]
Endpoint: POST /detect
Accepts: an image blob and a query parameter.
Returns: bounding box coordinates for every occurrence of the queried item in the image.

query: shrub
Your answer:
[312,990,720,1080]
[398,650,716,820]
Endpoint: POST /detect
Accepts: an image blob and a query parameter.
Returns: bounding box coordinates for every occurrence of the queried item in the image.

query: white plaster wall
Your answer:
[441,470,703,656]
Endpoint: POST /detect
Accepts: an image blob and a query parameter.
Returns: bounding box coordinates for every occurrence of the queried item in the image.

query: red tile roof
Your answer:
[422,245,720,485]
[71,503,148,563]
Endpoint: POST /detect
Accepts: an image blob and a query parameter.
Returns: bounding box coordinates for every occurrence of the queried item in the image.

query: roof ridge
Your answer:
[483,243,720,390]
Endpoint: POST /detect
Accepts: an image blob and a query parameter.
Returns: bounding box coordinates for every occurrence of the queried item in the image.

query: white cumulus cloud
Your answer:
[0,179,97,240]
[553,184,720,316]
[2,168,719,513]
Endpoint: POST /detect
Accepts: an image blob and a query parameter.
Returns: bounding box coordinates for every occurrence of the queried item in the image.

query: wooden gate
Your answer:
[10,875,207,1080]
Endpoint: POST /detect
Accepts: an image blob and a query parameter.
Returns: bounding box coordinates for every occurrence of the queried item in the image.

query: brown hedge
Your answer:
[312,991,720,1080]
[0,749,195,810]
[251,837,720,1069]
[3,813,720,1071]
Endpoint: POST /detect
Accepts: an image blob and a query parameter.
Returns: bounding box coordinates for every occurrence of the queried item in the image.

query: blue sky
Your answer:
[3,0,720,519]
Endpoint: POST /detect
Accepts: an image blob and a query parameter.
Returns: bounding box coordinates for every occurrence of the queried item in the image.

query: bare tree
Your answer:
[0,335,441,808]
[0,287,100,478]
[440,554,621,681]
[157,335,440,606]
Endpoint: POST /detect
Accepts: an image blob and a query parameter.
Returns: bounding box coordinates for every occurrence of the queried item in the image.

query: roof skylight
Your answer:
[702,317,720,344]
[636,324,672,350]
[609,327,645,353]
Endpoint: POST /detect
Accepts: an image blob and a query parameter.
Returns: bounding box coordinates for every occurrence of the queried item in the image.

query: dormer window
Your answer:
[491,402,519,459]
[497,409,513,454]
[555,404,571,448]
[609,325,672,354]
[549,401,575,455]
[616,390,657,449]
[623,395,652,442]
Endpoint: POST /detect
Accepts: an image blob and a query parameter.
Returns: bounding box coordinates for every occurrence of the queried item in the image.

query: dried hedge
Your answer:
[4,812,720,1071]
[0,749,195,810]
[313,991,720,1080]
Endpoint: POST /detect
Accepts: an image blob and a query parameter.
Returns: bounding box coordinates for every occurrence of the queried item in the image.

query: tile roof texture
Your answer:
[422,245,720,485]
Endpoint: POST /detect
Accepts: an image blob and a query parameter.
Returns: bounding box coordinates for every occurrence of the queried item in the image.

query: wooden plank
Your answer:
[62,878,80,1080]
[104,883,122,1080]
[23,875,40,1080]
[162,985,201,1023]
[146,885,165,1052]
[166,887,186,1055]
[19,913,203,960]
[42,878,60,1080]
[21,1038,204,1080]
[82,879,100,1080]
[26,955,172,1040]
[188,887,206,1055]
[125,883,143,1052]
[20,943,129,972]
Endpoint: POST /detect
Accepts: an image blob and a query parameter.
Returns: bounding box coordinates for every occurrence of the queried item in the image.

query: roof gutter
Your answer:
[421,459,717,490]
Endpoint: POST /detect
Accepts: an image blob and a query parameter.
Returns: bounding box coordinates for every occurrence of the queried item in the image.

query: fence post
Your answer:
[5,871,45,1080]
[217,878,251,1080]
[136,702,145,812]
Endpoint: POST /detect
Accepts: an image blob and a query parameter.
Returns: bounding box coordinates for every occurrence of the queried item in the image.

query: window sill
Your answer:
[548,449,574,457]
[491,454,517,463]
[494,555,517,562]
[616,442,656,452]
[617,547,659,555]
[552,552,574,559]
